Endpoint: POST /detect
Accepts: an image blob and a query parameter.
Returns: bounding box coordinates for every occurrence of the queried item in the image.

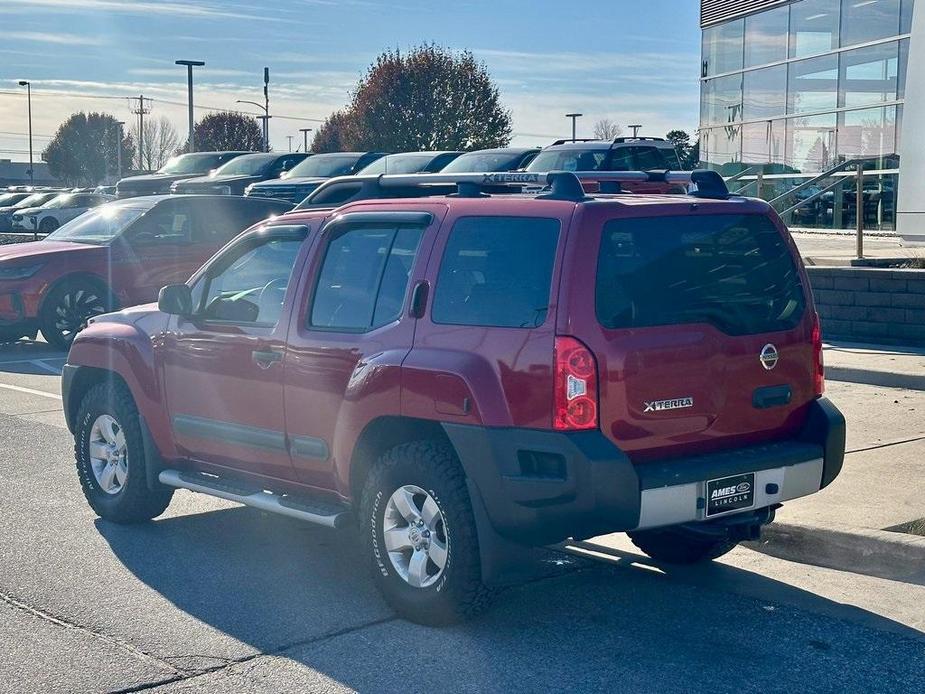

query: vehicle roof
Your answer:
[542,139,675,151]
[456,147,540,155]
[100,194,291,209]
[380,151,462,158]
[280,190,768,225]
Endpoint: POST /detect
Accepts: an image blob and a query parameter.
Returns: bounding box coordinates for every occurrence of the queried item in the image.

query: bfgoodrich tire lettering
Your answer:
[360,440,491,625]
[74,380,173,523]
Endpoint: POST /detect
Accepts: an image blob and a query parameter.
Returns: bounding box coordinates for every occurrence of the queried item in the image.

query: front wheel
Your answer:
[74,381,173,523]
[40,279,116,350]
[628,526,739,564]
[360,440,491,625]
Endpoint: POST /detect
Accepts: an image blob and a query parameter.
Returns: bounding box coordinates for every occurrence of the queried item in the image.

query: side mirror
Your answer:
[158,284,193,317]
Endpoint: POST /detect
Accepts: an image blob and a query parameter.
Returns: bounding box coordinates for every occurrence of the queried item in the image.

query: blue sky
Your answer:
[0,0,701,161]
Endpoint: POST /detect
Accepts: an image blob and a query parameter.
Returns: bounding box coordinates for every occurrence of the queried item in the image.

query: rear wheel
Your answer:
[360,440,491,625]
[40,278,116,350]
[74,381,173,523]
[39,217,59,233]
[628,526,739,564]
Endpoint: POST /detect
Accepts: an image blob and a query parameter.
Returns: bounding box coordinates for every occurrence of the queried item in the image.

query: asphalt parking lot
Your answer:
[1,341,924,693]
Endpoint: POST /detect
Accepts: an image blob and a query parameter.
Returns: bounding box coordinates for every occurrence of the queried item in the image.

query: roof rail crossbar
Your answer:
[612,136,666,143]
[549,138,603,146]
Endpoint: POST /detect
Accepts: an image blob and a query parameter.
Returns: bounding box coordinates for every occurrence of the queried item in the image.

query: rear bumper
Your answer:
[442,397,845,546]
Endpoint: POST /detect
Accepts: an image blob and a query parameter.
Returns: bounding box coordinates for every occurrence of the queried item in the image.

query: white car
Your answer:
[11,192,114,233]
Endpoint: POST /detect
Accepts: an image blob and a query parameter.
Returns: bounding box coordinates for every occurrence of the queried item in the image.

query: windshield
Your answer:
[358,154,434,175]
[0,193,27,207]
[41,194,79,209]
[213,155,273,176]
[441,152,525,173]
[527,148,609,172]
[287,155,361,178]
[158,154,225,175]
[44,205,148,245]
[12,193,57,209]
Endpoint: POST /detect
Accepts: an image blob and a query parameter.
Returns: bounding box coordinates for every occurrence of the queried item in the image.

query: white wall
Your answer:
[898,0,925,244]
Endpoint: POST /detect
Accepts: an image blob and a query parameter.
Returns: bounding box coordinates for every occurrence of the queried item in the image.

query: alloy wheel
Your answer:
[88,414,128,495]
[382,484,449,588]
[54,288,107,343]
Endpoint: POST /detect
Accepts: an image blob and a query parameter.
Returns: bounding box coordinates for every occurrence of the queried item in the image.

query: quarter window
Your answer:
[310,225,424,331]
[432,216,559,328]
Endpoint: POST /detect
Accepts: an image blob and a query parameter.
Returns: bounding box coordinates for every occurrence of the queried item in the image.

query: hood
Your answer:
[11,207,44,217]
[178,174,260,186]
[255,176,326,188]
[89,302,160,327]
[0,240,102,262]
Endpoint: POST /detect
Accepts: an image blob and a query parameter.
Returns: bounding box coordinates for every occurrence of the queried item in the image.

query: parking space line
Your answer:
[0,357,67,366]
[0,383,61,400]
[30,360,63,375]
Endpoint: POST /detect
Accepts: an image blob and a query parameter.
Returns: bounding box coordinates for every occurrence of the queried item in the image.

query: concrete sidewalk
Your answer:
[824,341,925,390]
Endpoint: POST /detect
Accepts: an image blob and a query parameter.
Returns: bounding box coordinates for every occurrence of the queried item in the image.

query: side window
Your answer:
[431,216,560,328]
[608,147,637,171]
[125,205,195,246]
[191,201,260,245]
[309,224,424,331]
[199,232,304,326]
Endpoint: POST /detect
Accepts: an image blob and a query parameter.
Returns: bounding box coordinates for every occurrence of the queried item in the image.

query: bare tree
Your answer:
[132,116,179,171]
[593,118,622,141]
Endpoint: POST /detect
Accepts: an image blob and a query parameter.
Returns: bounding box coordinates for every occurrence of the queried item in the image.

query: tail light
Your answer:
[553,336,598,430]
[812,312,825,397]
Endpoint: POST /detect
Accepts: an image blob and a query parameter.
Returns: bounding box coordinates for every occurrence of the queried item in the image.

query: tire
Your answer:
[628,526,739,565]
[360,440,492,625]
[39,217,59,233]
[74,380,173,523]
[0,327,29,344]
[39,278,116,350]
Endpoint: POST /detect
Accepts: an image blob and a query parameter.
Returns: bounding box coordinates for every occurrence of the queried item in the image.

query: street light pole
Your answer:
[299,128,312,152]
[18,81,33,186]
[565,113,582,143]
[628,124,643,137]
[236,100,271,152]
[175,59,204,152]
[116,121,124,180]
[263,67,270,152]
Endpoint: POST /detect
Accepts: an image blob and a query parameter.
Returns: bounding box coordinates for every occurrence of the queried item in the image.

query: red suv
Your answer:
[62,170,844,625]
[0,195,291,348]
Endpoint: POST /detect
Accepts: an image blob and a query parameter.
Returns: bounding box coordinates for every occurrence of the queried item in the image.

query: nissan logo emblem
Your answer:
[759,343,779,370]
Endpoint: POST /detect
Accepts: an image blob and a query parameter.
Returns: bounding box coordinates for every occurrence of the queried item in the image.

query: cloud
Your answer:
[0,0,280,22]
[5,31,104,46]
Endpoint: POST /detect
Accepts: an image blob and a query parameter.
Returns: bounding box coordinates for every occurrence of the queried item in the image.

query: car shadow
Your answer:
[95,504,925,690]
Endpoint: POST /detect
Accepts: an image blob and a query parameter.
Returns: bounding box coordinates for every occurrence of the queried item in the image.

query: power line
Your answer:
[0,130,54,139]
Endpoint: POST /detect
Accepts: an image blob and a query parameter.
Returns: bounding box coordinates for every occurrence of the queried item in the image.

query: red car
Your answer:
[62,170,844,625]
[0,195,291,348]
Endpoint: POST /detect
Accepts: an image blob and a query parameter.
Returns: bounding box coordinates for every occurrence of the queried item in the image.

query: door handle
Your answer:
[252,349,283,369]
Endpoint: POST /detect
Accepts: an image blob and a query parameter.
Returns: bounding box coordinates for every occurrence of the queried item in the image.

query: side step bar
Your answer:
[158,469,350,529]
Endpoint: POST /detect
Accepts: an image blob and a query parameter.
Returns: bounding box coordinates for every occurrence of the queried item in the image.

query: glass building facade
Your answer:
[699,0,915,230]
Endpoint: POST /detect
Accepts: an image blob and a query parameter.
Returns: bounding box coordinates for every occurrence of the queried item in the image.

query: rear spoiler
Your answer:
[301,169,731,207]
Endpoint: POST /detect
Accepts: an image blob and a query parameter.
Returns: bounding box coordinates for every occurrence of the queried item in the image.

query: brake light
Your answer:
[812,312,825,397]
[553,336,598,430]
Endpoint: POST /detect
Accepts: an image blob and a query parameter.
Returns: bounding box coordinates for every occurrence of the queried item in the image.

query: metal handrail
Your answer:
[778,176,849,217]
[723,165,761,185]
[768,159,861,206]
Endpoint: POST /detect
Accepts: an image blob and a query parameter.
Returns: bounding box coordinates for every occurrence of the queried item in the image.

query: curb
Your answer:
[745,521,925,583]
[826,365,925,391]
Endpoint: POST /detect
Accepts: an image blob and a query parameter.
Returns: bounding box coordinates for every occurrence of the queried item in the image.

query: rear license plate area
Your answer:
[706,472,755,517]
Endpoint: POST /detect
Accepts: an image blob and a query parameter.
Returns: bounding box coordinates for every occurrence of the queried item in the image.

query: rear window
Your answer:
[609,146,681,171]
[596,214,805,335]
[432,216,559,328]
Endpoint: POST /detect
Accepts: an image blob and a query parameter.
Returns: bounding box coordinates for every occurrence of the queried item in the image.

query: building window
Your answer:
[742,120,786,165]
[898,38,909,98]
[790,0,840,58]
[702,19,743,77]
[788,54,839,113]
[787,113,837,173]
[745,5,789,67]
[837,105,897,161]
[701,125,742,171]
[900,0,915,33]
[743,64,788,120]
[840,0,901,48]
[839,42,899,108]
[701,73,743,125]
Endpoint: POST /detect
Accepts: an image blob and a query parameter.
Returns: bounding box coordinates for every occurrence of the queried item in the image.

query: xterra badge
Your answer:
[643,397,694,413]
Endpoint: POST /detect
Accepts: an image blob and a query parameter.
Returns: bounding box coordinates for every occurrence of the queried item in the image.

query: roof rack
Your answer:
[612,136,667,143]
[548,138,604,146]
[300,170,731,208]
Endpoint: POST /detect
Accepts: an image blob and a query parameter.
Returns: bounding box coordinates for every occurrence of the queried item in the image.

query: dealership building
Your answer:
[699,0,924,240]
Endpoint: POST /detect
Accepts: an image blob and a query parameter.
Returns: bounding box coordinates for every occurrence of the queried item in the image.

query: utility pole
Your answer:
[176,59,204,152]
[130,94,152,171]
[17,81,33,186]
[628,124,643,137]
[286,135,293,152]
[263,67,270,152]
[116,120,124,181]
[565,113,582,142]
[299,128,312,152]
